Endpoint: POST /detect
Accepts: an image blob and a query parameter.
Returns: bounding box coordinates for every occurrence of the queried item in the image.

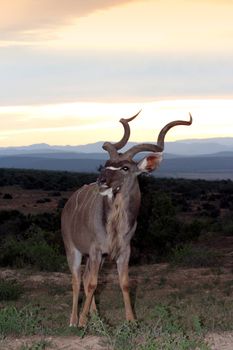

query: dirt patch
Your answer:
[206,332,233,350]
[0,335,107,350]
[0,186,71,214]
[2,333,233,350]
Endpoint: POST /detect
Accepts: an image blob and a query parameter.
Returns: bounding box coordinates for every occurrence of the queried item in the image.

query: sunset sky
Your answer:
[0,0,232,147]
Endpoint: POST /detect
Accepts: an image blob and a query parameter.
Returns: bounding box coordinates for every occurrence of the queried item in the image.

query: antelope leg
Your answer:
[117,246,135,321]
[83,257,97,313]
[69,249,82,326]
[78,250,101,327]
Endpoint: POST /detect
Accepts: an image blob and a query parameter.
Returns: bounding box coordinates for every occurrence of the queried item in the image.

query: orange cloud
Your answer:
[0,0,139,38]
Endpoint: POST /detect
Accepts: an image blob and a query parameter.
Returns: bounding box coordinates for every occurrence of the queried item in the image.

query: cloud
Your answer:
[0,104,105,132]
[0,48,233,105]
[1,99,233,147]
[0,0,138,40]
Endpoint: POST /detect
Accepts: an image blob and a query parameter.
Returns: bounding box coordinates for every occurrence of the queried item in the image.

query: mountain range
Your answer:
[0,138,232,180]
[1,137,233,156]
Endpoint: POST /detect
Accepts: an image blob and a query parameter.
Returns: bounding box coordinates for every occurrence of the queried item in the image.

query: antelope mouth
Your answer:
[99,184,109,192]
[99,185,113,199]
[99,184,121,198]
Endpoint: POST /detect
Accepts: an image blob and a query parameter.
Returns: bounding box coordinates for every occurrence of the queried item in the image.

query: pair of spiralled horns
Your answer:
[103,111,192,160]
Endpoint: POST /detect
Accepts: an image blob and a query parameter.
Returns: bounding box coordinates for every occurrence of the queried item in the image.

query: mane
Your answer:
[106,193,130,259]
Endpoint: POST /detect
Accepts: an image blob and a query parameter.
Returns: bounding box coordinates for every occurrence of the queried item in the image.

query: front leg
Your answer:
[117,245,135,321]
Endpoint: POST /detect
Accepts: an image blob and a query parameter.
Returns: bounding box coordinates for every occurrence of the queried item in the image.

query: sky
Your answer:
[0,0,233,147]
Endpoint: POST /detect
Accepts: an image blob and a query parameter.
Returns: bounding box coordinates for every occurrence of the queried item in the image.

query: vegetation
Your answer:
[0,224,65,271]
[0,279,23,301]
[0,168,96,191]
[169,244,221,268]
[20,339,52,350]
[0,168,232,348]
[0,270,232,348]
[86,311,212,350]
[0,305,43,336]
[0,168,232,270]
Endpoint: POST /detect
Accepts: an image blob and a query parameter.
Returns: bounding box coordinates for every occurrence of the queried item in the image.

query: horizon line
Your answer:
[0,135,233,149]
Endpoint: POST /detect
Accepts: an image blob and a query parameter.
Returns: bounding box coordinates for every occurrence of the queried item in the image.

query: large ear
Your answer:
[137,152,163,173]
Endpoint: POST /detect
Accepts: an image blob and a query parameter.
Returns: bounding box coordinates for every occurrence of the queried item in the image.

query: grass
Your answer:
[169,244,221,268]
[0,305,45,336]
[0,226,66,272]
[86,312,209,350]
[0,279,23,301]
[0,265,232,349]
[20,339,52,350]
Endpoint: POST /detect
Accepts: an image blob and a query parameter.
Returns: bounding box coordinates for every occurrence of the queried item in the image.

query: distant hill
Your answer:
[0,156,103,173]
[0,137,233,156]
[0,153,232,180]
[0,138,233,180]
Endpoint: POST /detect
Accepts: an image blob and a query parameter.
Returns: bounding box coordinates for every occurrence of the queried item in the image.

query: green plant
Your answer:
[83,309,209,350]
[169,244,221,268]
[20,339,51,350]
[0,279,23,301]
[0,225,66,271]
[0,305,44,336]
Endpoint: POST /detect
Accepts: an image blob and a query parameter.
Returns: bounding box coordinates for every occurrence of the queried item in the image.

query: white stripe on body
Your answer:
[74,183,97,213]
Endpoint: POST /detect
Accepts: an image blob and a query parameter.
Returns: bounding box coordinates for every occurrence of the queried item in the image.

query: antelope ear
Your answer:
[137,152,163,173]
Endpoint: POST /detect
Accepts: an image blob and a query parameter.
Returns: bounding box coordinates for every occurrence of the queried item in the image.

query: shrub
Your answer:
[49,191,61,197]
[221,216,233,236]
[0,225,66,271]
[20,339,52,350]
[3,193,13,199]
[0,305,44,336]
[36,198,51,204]
[57,197,68,209]
[29,212,60,232]
[169,244,221,268]
[183,219,208,241]
[0,210,29,240]
[0,280,23,301]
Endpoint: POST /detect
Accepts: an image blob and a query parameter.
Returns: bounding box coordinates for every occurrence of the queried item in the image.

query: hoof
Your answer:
[126,315,136,322]
[69,323,77,327]
[78,315,87,328]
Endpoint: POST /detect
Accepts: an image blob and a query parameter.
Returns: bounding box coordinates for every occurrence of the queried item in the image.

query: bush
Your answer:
[169,244,221,268]
[0,210,29,241]
[183,219,208,241]
[3,193,13,199]
[0,225,66,271]
[49,191,61,197]
[135,192,182,259]
[0,305,43,336]
[0,168,97,191]
[57,197,68,209]
[36,198,51,204]
[0,280,23,301]
[30,212,61,232]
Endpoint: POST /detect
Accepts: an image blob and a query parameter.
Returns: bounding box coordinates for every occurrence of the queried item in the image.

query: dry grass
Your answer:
[0,261,232,349]
[0,186,71,214]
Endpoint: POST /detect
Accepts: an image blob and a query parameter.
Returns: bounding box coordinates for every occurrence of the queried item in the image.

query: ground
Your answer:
[0,186,71,214]
[0,245,233,350]
[0,179,232,349]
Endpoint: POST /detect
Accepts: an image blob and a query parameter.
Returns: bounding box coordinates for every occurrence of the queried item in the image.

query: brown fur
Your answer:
[61,114,192,327]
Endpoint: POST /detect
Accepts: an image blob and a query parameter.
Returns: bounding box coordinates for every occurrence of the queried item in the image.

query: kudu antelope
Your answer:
[61,112,192,327]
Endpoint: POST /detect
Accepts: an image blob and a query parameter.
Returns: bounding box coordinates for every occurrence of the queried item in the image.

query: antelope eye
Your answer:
[122,166,129,171]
